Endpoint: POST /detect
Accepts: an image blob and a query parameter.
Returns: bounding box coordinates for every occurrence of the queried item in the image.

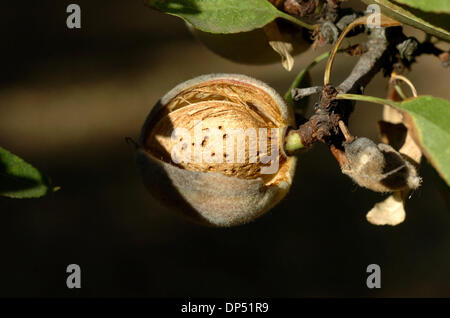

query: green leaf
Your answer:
[363,0,450,42]
[0,147,55,198]
[393,0,450,14]
[395,96,450,186]
[145,0,313,34]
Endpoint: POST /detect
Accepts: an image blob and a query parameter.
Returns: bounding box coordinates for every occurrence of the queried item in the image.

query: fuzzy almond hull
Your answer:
[137,73,297,226]
[136,148,297,227]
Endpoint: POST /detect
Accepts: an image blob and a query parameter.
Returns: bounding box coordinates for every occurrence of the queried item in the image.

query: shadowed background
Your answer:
[0,0,449,297]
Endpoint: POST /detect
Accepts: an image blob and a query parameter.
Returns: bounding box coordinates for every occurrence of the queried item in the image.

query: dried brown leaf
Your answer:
[366,191,408,226]
[263,21,295,71]
[367,79,423,226]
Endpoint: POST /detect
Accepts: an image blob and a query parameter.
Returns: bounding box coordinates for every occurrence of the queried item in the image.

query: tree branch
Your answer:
[285,26,402,154]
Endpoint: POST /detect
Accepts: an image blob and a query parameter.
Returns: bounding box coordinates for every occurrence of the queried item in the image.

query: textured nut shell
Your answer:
[148,101,276,179]
[137,74,297,227]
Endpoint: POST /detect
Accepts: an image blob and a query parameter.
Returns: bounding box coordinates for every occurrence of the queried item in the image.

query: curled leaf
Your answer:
[366,191,407,226]
[263,21,295,71]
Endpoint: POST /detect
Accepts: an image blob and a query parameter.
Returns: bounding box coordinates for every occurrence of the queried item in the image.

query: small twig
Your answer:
[284,20,426,159]
[291,86,322,100]
[338,120,353,142]
[287,50,332,104]
[285,27,392,154]
[337,27,390,95]
[323,16,367,85]
[324,14,401,86]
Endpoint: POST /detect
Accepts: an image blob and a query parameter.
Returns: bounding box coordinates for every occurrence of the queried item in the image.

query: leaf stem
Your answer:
[324,16,367,85]
[394,84,408,100]
[277,11,315,30]
[338,120,354,142]
[335,93,399,107]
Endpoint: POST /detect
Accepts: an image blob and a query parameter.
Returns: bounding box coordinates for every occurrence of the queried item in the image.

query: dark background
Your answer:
[0,0,449,297]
